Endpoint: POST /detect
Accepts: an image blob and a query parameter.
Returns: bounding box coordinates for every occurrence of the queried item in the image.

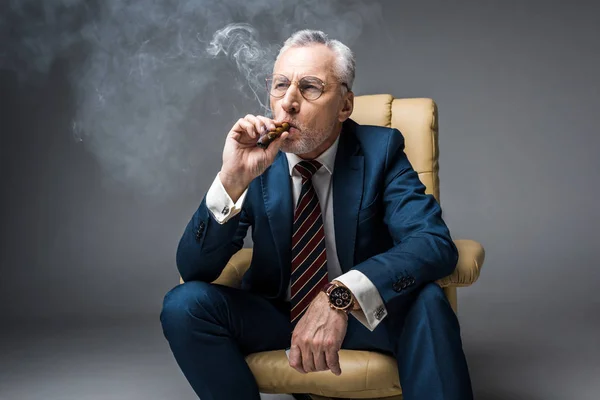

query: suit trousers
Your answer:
[160,281,473,400]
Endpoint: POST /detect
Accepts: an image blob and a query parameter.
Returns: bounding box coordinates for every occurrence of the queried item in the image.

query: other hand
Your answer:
[288,292,348,375]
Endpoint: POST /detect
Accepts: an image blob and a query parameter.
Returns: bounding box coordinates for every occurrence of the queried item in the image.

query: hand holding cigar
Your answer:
[256,122,290,149]
[220,115,290,203]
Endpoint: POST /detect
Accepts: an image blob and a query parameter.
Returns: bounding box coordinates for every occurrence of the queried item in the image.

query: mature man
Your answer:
[161,30,473,400]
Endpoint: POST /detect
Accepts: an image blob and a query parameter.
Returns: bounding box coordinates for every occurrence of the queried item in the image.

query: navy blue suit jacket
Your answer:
[176,119,458,305]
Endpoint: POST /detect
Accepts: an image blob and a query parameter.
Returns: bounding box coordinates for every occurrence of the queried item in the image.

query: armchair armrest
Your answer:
[436,239,485,288]
[211,248,253,288]
[181,240,485,290]
[179,248,253,287]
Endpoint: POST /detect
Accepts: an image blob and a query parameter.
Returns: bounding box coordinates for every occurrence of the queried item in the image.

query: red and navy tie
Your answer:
[290,160,329,323]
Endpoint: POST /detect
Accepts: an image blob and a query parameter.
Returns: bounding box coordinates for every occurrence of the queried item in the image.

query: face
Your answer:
[269,44,353,159]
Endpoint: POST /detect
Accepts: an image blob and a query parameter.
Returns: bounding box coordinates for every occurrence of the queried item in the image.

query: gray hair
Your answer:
[277,30,355,92]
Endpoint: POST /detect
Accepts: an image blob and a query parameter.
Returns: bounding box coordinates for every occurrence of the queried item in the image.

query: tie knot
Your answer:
[295,160,322,180]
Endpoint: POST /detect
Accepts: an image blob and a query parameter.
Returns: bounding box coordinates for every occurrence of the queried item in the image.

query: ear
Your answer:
[338,91,354,122]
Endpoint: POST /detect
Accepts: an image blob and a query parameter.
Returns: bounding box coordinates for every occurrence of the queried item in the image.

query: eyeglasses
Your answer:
[265,74,348,101]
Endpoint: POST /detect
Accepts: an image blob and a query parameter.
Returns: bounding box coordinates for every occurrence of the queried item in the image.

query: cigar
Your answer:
[256,122,290,149]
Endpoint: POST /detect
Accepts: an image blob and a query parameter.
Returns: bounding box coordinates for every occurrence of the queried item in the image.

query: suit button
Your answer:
[408,277,415,285]
[393,282,403,292]
[195,222,205,240]
[401,280,409,289]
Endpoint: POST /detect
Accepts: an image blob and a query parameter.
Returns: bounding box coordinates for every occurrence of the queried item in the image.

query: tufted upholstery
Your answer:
[180,95,485,399]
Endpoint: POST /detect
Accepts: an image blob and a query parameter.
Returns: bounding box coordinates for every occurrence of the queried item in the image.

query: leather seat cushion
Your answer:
[246,349,402,399]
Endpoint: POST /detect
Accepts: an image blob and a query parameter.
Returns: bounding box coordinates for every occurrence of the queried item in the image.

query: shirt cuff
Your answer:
[334,270,387,331]
[205,173,248,224]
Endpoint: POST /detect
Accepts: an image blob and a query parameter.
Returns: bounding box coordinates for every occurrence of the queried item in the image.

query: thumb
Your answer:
[265,131,290,157]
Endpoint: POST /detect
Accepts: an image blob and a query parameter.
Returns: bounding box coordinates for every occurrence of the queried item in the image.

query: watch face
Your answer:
[329,286,352,309]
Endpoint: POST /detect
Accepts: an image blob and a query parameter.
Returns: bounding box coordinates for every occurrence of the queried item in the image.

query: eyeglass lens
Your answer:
[267,75,325,100]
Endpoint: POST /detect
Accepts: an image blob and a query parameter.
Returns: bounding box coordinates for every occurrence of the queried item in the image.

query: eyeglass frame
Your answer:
[265,73,350,101]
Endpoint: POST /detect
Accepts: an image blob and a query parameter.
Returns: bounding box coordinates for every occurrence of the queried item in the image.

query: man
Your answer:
[161,30,473,400]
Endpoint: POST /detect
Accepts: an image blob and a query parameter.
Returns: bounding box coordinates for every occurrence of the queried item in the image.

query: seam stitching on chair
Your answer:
[386,96,393,128]
[230,262,242,281]
[430,100,438,202]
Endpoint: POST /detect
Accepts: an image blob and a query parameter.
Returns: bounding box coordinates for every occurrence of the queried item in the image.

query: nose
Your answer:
[280,82,301,115]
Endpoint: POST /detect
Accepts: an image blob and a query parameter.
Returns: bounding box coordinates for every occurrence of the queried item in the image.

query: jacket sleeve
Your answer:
[175,194,252,283]
[352,129,458,304]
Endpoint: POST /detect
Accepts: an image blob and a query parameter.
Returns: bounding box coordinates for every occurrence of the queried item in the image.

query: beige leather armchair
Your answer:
[183,95,485,399]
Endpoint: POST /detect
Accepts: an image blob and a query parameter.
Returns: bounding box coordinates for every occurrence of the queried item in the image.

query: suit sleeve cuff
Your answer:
[205,173,248,224]
[334,270,387,331]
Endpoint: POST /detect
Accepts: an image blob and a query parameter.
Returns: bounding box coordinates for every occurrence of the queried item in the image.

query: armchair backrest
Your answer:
[350,95,441,202]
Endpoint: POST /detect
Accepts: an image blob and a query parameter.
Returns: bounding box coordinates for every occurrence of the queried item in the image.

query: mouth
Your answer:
[282,121,299,134]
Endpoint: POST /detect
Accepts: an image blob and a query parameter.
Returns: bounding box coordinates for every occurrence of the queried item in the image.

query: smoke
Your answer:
[0,0,385,201]
[207,23,276,114]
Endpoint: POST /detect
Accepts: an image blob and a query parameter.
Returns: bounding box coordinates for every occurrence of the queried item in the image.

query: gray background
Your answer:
[1,0,599,399]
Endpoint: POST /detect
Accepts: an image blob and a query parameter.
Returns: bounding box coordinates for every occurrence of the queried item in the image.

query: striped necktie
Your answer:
[290,160,329,323]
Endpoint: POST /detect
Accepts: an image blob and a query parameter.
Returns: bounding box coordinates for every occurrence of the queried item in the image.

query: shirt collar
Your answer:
[285,134,340,177]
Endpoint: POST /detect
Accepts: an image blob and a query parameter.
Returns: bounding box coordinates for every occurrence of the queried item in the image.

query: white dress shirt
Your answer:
[205,136,387,330]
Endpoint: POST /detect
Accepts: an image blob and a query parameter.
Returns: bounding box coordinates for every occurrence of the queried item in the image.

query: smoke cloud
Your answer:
[207,23,276,114]
[0,0,385,200]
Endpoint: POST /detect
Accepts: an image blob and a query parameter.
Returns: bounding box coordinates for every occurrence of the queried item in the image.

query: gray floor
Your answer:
[0,317,295,400]
[0,315,597,400]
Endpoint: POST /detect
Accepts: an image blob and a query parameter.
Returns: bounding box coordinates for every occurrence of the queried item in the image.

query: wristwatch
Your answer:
[321,282,356,313]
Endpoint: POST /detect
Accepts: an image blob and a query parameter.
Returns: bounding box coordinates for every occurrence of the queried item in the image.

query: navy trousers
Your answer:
[160,281,473,400]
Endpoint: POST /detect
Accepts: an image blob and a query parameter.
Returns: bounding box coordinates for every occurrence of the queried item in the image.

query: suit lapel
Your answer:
[261,152,293,296]
[333,121,364,273]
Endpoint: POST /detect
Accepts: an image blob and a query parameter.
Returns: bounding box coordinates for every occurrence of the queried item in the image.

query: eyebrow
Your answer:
[274,73,328,81]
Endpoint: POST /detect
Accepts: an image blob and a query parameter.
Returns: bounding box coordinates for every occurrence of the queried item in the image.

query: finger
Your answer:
[301,344,316,373]
[237,118,259,140]
[288,345,306,374]
[313,350,329,372]
[256,115,277,133]
[325,349,342,376]
[244,114,267,138]
[229,118,245,140]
